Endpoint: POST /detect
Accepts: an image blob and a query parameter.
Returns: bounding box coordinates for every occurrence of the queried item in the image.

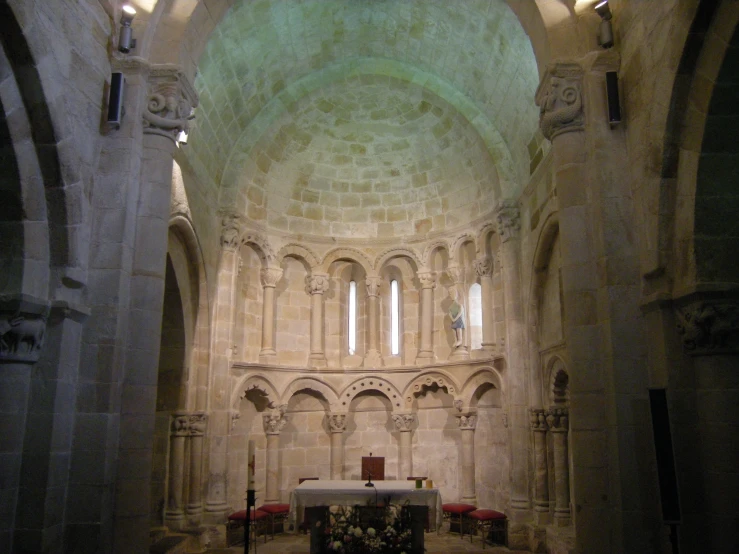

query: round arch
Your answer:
[459,367,504,408]
[402,370,460,409]
[280,377,340,410]
[231,373,280,412]
[338,377,403,411]
[320,247,374,275]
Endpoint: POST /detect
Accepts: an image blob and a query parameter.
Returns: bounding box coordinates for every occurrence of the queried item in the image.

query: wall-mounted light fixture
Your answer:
[594,1,614,49]
[118,4,137,53]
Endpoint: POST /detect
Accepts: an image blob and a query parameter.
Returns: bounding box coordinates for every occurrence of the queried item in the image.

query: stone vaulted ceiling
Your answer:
[187,0,540,239]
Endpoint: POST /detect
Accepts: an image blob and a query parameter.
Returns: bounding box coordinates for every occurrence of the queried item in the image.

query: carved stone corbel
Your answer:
[143,65,198,143]
[676,299,739,355]
[535,62,584,141]
[0,296,50,364]
[494,200,521,243]
[391,413,417,432]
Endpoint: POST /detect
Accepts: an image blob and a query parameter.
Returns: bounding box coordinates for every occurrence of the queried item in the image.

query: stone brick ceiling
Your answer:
[188,0,540,239]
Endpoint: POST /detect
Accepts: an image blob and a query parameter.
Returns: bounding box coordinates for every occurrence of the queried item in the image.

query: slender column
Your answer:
[166,413,189,527]
[392,413,416,479]
[307,273,329,367]
[547,408,570,525]
[456,413,477,505]
[529,409,550,521]
[474,257,496,352]
[186,412,207,517]
[327,413,347,479]
[259,266,283,360]
[364,276,383,367]
[263,410,288,503]
[416,270,436,364]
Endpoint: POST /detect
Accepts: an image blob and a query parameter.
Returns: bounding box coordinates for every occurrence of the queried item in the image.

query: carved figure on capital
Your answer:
[0,312,47,362]
[546,408,569,432]
[189,413,208,436]
[495,200,521,243]
[263,410,288,435]
[143,67,198,143]
[392,413,417,432]
[365,276,382,298]
[446,263,461,286]
[171,413,190,436]
[260,267,284,288]
[220,214,243,251]
[417,270,437,290]
[307,273,330,295]
[457,413,478,430]
[535,63,584,141]
[327,413,347,433]
[473,257,493,278]
[676,300,739,354]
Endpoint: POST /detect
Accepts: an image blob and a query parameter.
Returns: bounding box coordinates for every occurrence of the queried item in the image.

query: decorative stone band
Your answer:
[143,65,198,144]
[473,257,493,278]
[365,275,382,298]
[456,413,478,430]
[417,270,437,290]
[260,267,284,288]
[529,408,549,432]
[494,199,520,243]
[535,61,584,141]
[327,413,347,433]
[676,299,739,355]
[391,413,417,432]
[307,273,330,295]
[263,411,288,435]
[188,412,208,436]
[0,296,50,364]
[546,408,569,433]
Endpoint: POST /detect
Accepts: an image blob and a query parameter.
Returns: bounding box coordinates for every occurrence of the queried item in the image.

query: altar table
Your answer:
[288,479,443,531]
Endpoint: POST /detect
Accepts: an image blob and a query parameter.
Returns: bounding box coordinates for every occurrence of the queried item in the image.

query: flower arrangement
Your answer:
[323,502,413,554]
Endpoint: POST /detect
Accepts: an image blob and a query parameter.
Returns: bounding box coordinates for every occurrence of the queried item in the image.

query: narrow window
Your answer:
[391,279,400,356]
[469,283,483,350]
[348,280,356,355]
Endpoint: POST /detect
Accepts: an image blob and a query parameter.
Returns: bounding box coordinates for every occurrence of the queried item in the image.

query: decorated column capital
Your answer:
[392,413,417,432]
[495,200,521,243]
[143,64,198,144]
[171,412,191,437]
[219,211,244,251]
[535,61,584,141]
[546,408,569,433]
[307,273,330,295]
[327,413,347,433]
[188,412,208,436]
[446,263,461,286]
[675,299,739,355]
[417,270,437,290]
[260,266,284,288]
[456,412,478,430]
[365,276,382,298]
[473,257,493,279]
[529,408,549,432]
[263,411,288,435]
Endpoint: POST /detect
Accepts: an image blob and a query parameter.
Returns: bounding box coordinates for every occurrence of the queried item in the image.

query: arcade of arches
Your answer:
[1,1,738,553]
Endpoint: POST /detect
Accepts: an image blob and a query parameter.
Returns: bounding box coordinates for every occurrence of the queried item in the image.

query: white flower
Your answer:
[367,527,376,537]
[353,527,363,537]
[332,540,342,550]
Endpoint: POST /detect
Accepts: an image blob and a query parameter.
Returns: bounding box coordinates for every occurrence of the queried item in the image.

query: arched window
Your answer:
[469,283,482,350]
[348,280,357,355]
[391,279,400,355]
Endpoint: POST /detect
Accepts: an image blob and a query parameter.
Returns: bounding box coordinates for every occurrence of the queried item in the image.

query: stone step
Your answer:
[150,533,192,554]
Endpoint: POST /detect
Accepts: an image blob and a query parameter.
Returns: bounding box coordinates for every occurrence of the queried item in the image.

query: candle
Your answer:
[246,439,256,490]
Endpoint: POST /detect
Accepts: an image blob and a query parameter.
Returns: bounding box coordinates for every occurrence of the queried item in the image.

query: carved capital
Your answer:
[529,408,549,432]
[546,408,569,433]
[171,413,190,436]
[189,412,208,436]
[418,270,437,290]
[676,299,739,355]
[494,200,520,243]
[0,297,49,363]
[220,212,244,251]
[307,273,330,295]
[535,62,584,141]
[263,411,288,435]
[456,413,477,430]
[473,257,493,278]
[327,413,347,433]
[143,65,198,144]
[260,267,283,288]
[365,276,382,298]
[446,263,461,286]
[392,413,416,432]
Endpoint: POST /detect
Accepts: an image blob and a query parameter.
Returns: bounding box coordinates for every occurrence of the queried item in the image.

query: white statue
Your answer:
[448,288,466,348]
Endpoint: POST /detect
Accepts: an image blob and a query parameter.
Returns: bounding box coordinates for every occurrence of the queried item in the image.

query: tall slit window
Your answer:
[391,280,400,355]
[348,280,356,355]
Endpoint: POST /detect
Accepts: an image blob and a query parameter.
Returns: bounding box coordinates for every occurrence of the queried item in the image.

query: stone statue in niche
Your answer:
[448,287,466,348]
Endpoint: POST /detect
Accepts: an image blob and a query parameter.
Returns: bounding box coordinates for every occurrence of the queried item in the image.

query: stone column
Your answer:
[495,201,530,514]
[327,413,347,479]
[392,413,417,479]
[186,412,207,518]
[166,413,189,527]
[259,266,283,361]
[529,409,550,522]
[547,408,570,525]
[474,257,496,352]
[263,410,288,504]
[307,273,329,368]
[364,275,383,367]
[416,270,437,364]
[456,412,477,505]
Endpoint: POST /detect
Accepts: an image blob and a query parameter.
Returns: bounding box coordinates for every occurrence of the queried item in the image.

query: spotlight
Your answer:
[594,1,614,48]
[594,0,612,20]
[176,130,189,146]
[118,4,137,53]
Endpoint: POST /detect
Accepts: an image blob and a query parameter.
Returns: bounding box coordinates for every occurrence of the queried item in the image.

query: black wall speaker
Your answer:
[606,70,621,126]
[107,72,125,128]
[649,388,681,523]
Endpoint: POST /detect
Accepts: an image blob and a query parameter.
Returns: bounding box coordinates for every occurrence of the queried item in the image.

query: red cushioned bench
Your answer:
[226,508,269,547]
[257,503,291,539]
[466,509,507,548]
[441,503,477,537]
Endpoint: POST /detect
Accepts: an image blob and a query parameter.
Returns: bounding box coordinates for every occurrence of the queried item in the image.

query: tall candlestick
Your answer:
[246,440,256,490]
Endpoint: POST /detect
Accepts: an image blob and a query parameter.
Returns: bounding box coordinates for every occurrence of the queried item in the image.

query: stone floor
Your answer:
[207,531,531,553]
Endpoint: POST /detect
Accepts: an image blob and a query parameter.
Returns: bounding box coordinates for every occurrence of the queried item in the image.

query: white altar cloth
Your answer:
[288,480,443,530]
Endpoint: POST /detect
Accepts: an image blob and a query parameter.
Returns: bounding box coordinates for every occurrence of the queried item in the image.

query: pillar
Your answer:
[263,410,288,504]
[416,270,436,364]
[328,413,347,479]
[186,412,207,518]
[392,413,416,479]
[259,266,283,360]
[364,276,383,367]
[165,413,188,527]
[529,409,550,522]
[474,257,496,352]
[456,412,477,505]
[547,409,570,525]
[307,273,329,367]
[495,201,529,514]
